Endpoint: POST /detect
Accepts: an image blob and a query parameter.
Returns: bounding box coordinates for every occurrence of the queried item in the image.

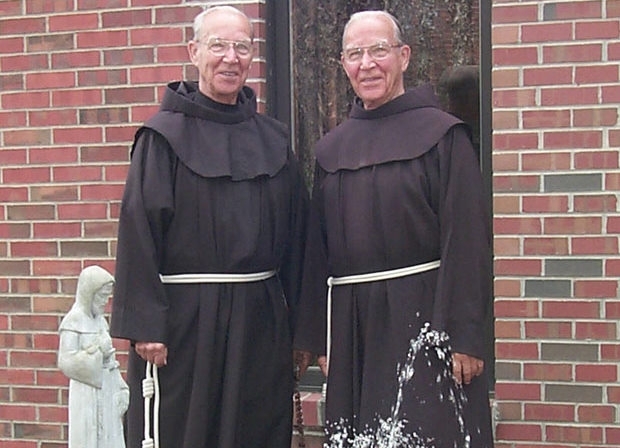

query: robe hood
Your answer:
[139,81,288,180]
[59,265,114,334]
[316,84,463,172]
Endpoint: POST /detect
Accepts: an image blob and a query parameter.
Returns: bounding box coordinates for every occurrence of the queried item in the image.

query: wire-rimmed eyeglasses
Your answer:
[200,37,253,58]
[342,42,402,63]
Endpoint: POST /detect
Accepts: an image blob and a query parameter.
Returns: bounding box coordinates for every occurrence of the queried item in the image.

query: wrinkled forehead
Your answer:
[200,10,253,41]
[342,15,396,48]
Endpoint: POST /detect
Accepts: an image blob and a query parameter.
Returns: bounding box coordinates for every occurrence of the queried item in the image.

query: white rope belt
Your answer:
[159,269,277,284]
[326,260,441,368]
[143,269,276,447]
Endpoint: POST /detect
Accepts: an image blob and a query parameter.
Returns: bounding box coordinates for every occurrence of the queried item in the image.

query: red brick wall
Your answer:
[492,1,620,446]
[0,1,266,446]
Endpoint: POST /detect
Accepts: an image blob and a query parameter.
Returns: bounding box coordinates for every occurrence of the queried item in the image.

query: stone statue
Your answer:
[58,265,129,448]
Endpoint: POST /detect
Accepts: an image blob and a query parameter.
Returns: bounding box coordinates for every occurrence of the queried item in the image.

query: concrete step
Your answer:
[292,429,326,448]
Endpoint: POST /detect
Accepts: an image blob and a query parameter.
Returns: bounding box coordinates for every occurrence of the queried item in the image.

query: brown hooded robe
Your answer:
[295,85,493,447]
[111,81,308,448]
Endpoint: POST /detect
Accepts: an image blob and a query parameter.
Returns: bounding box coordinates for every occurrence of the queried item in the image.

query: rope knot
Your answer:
[142,377,154,398]
[143,361,160,448]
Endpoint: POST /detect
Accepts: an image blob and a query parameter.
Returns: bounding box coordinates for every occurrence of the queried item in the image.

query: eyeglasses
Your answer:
[342,42,402,63]
[201,37,253,58]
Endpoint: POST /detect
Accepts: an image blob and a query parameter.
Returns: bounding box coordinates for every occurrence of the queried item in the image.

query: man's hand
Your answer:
[317,355,328,377]
[452,352,484,385]
[135,342,168,367]
[293,350,313,379]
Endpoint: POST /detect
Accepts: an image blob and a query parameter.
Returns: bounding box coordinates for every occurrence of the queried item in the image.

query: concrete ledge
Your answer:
[292,430,327,448]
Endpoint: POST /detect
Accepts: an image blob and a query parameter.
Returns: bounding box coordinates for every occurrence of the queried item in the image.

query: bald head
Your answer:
[342,10,404,48]
[193,5,254,42]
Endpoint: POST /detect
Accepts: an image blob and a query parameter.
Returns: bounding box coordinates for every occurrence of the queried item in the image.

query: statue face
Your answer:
[92,282,113,316]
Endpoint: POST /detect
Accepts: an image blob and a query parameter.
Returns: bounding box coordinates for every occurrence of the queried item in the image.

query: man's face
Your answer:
[341,15,410,110]
[188,10,253,104]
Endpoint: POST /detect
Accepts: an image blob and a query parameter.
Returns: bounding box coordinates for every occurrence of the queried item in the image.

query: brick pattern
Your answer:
[0,1,265,446]
[493,1,620,446]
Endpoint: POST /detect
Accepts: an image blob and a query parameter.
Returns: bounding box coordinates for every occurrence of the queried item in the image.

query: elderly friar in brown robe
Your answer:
[111,6,308,448]
[294,10,494,448]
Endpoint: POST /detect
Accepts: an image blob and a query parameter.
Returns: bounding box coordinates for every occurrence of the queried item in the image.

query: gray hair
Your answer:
[192,5,254,41]
[342,10,404,47]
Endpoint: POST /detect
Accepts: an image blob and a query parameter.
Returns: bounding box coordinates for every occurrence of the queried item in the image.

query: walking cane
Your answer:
[142,361,160,448]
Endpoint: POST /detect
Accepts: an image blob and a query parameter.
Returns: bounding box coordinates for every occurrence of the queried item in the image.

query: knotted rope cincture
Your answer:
[142,361,160,448]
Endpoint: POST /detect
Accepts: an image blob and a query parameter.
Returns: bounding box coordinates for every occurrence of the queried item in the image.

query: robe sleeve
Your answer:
[58,330,103,388]
[293,166,329,355]
[433,124,492,360]
[110,129,176,344]
[277,150,310,335]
